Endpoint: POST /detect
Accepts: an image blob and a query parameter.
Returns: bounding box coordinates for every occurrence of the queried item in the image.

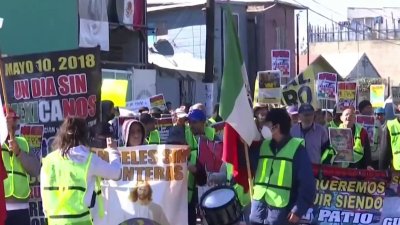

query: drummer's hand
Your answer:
[188,164,197,174]
[288,212,300,224]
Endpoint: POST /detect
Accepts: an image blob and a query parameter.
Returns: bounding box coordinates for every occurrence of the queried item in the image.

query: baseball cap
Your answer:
[187,109,206,122]
[139,113,156,124]
[3,105,19,119]
[298,103,315,114]
[286,105,299,115]
[374,107,385,114]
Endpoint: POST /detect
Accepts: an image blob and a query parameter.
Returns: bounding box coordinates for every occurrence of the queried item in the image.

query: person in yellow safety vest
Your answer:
[327,106,342,128]
[250,108,316,225]
[379,117,400,171]
[3,106,40,225]
[336,107,373,169]
[208,103,223,125]
[139,113,161,145]
[41,117,121,225]
[185,109,213,225]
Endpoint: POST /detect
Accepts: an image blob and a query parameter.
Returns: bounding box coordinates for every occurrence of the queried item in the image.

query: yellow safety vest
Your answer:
[146,130,161,144]
[41,150,104,225]
[338,124,364,167]
[253,138,303,208]
[185,125,215,202]
[226,163,250,207]
[2,137,31,199]
[328,121,341,128]
[387,119,400,170]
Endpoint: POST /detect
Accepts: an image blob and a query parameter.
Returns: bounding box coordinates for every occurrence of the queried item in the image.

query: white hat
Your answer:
[175,108,188,118]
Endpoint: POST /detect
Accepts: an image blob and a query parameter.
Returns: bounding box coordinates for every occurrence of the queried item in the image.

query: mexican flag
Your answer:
[220,7,259,192]
[219,7,258,146]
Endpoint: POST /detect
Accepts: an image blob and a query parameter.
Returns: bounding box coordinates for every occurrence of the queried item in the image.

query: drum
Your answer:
[200,186,242,225]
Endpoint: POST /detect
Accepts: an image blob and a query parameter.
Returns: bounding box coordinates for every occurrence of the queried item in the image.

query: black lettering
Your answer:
[298,86,312,104]
[283,90,298,105]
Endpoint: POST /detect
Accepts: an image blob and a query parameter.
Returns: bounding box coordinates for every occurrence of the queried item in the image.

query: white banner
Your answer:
[79,0,109,51]
[94,145,189,225]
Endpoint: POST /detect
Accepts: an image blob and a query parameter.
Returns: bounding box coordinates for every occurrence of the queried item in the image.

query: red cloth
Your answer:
[0,151,7,224]
[133,0,145,30]
[222,123,249,192]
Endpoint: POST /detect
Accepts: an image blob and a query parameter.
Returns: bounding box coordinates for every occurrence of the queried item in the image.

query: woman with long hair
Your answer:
[40,117,121,225]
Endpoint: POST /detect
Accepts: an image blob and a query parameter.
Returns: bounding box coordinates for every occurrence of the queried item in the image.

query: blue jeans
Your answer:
[249,200,292,225]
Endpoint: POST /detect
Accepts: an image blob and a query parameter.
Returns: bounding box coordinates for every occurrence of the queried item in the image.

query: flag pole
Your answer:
[243,143,253,198]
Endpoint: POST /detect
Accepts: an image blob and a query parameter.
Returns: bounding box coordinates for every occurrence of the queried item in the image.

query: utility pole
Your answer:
[204,0,215,83]
[296,13,300,75]
[204,0,215,116]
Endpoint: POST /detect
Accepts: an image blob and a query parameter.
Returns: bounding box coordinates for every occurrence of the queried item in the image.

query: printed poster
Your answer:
[356,115,375,145]
[328,128,354,162]
[337,82,357,113]
[317,72,337,100]
[156,117,173,144]
[392,86,400,114]
[271,49,290,77]
[126,98,151,112]
[1,47,102,225]
[149,94,166,111]
[94,145,188,225]
[257,70,281,104]
[370,84,385,108]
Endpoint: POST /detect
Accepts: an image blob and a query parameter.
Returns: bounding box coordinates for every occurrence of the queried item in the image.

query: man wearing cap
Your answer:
[3,106,40,225]
[185,109,220,225]
[139,113,161,145]
[287,105,299,125]
[291,103,330,164]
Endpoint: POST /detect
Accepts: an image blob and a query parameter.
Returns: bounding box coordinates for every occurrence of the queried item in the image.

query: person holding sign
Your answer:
[250,108,316,225]
[121,119,146,147]
[290,103,330,164]
[40,117,121,225]
[3,106,40,225]
[338,108,372,169]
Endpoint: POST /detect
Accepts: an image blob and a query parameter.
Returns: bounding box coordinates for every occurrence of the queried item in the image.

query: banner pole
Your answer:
[0,56,14,139]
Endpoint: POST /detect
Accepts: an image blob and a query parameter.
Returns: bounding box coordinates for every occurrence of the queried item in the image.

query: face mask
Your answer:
[261,126,272,141]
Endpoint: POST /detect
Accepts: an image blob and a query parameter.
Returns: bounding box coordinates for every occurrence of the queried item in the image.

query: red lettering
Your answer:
[31,79,41,98]
[75,97,88,118]
[74,74,87,94]
[45,77,57,97]
[62,99,76,117]
[13,80,30,100]
[87,95,96,117]
[58,75,69,96]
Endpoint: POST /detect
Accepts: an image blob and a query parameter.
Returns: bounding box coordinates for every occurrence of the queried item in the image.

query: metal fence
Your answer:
[309,24,400,43]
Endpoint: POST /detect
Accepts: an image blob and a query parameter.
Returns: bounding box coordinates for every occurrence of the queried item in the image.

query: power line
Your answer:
[293,0,400,46]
